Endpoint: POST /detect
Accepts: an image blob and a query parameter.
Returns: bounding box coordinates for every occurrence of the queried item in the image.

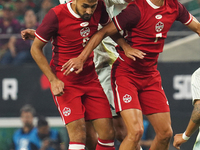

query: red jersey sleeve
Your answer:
[99,0,111,26]
[112,3,141,31]
[35,9,58,43]
[176,2,193,25]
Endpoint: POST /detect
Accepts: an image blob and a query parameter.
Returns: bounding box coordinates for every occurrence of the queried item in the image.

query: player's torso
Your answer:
[127,0,179,53]
[52,3,101,58]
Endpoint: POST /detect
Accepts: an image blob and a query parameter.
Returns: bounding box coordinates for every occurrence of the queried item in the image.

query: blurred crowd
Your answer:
[0,0,59,65]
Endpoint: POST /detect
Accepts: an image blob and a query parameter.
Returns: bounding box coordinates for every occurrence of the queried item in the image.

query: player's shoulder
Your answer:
[167,0,179,7]
[98,0,104,3]
[94,0,106,12]
[97,0,105,7]
[126,0,140,9]
[52,3,67,14]
[50,3,70,19]
[13,128,23,136]
[192,68,200,78]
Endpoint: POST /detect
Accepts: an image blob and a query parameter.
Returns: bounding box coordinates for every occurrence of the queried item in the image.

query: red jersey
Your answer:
[35,1,110,82]
[113,0,192,71]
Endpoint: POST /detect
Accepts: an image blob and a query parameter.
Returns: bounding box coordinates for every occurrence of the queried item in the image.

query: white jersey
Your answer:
[94,0,127,116]
[191,67,200,105]
[59,0,67,4]
[191,68,200,150]
[94,0,127,70]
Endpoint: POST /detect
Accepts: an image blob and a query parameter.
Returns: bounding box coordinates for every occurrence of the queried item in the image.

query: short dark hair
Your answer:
[20,104,36,116]
[37,116,48,128]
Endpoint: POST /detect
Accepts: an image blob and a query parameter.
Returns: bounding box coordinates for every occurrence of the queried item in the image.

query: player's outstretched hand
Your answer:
[50,78,64,96]
[123,46,146,61]
[173,133,187,150]
[21,29,35,41]
[61,57,84,76]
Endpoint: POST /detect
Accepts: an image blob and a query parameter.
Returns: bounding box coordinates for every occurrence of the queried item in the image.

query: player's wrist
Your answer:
[182,132,190,140]
[77,55,86,63]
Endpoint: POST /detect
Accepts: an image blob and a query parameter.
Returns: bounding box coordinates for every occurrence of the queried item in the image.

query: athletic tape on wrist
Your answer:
[182,132,190,140]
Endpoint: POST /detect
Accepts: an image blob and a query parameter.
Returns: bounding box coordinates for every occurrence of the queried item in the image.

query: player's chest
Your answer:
[137,7,178,33]
[58,17,99,40]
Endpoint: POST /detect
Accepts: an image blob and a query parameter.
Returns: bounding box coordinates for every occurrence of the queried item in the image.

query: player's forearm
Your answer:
[187,17,200,36]
[184,100,200,137]
[110,33,133,53]
[78,22,118,62]
[31,42,57,83]
[78,30,107,63]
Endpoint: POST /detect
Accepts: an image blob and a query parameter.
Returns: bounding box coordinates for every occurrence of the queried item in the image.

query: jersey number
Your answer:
[154,33,162,42]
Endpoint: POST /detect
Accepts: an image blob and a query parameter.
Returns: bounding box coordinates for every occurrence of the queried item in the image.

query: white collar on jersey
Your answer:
[146,0,160,9]
[67,2,81,18]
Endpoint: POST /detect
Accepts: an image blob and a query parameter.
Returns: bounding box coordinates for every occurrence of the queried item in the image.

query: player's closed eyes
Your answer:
[82,4,96,9]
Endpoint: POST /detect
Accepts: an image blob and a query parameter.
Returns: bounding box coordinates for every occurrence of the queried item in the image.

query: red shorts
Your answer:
[111,58,170,115]
[52,72,112,124]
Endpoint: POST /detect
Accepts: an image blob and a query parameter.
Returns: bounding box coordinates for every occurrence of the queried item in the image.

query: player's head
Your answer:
[37,117,50,139]
[72,0,98,21]
[20,104,35,128]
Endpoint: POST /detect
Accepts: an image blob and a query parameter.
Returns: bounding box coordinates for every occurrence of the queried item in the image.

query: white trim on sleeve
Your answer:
[184,13,193,25]
[113,16,122,31]
[35,32,48,43]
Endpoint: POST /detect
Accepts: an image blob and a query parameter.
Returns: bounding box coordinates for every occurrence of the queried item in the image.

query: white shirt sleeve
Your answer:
[59,0,68,4]
[191,67,200,105]
[109,0,126,5]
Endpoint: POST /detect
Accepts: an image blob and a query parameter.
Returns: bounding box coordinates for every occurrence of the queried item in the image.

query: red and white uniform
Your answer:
[35,1,112,124]
[111,0,193,114]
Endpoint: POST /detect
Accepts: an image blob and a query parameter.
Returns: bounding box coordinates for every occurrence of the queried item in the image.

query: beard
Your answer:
[76,7,92,21]
[24,122,33,129]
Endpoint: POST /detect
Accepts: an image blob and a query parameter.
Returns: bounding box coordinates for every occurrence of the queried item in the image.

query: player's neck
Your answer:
[150,0,164,6]
[23,125,33,133]
[71,3,78,15]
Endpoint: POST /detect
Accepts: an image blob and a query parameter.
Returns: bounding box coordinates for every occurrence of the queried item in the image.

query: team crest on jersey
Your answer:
[80,27,90,37]
[63,107,71,116]
[80,22,89,27]
[155,21,164,32]
[123,94,132,103]
[155,14,162,19]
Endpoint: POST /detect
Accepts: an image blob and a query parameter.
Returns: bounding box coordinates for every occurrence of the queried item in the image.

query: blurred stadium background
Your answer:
[0,0,199,150]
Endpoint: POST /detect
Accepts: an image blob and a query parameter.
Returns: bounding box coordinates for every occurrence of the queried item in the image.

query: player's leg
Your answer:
[65,118,86,150]
[83,77,115,150]
[52,78,87,150]
[146,112,172,150]
[112,115,127,142]
[85,121,98,150]
[119,109,144,150]
[96,66,127,146]
[92,118,115,150]
[113,116,142,150]
[139,71,172,150]
[111,60,144,150]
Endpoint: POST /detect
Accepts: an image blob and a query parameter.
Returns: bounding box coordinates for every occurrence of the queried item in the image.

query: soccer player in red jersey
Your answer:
[61,0,200,149]
[29,0,145,150]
